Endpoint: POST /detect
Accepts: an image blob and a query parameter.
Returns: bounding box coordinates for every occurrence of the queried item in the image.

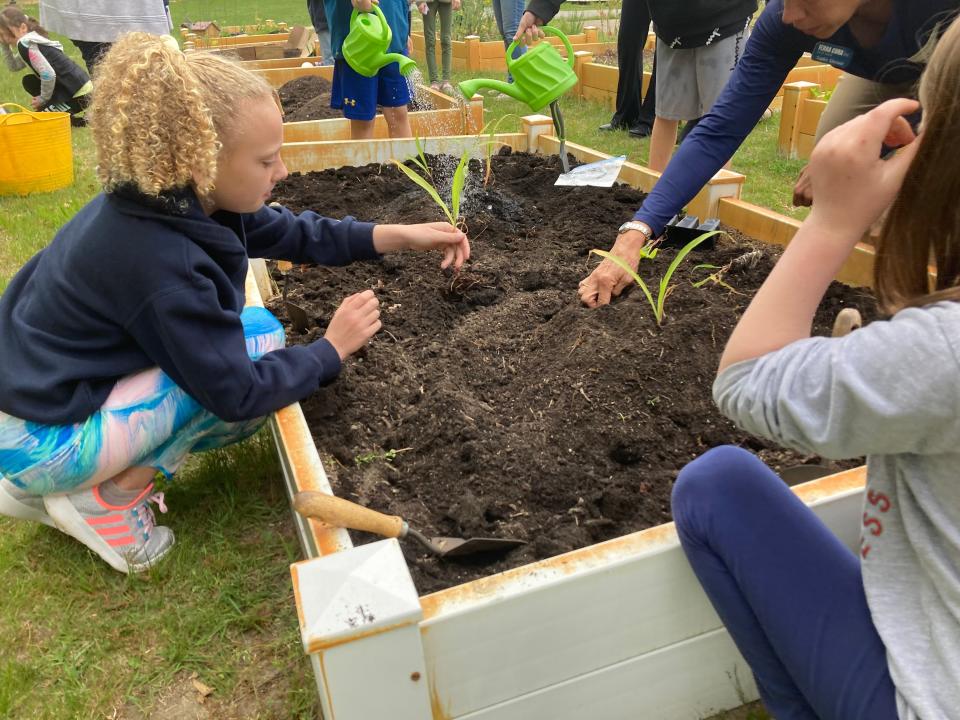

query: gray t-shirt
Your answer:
[714,300,960,720]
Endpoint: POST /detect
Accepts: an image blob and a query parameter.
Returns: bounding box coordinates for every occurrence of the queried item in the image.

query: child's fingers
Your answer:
[864,98,921,137]
[883,115,916,148]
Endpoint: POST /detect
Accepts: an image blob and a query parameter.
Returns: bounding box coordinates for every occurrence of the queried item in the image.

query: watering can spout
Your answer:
[457,78,524,102]
[384,52,417,76]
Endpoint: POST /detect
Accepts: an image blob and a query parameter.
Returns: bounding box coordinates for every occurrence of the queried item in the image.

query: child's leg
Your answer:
[331,58,381,139]
[672,446,898,720]
[376,63,413,138]
[423,3,440,84]
[0,306,285,498]
[437,2,453,82]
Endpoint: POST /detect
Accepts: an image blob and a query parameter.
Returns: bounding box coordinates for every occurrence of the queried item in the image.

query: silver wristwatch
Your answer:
[617,220,653,240]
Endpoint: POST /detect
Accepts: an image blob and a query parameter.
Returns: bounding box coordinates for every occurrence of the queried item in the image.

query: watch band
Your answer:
[617,221,653,239]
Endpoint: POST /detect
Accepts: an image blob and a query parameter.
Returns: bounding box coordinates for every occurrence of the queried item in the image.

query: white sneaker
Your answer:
[0,476,56,528]
[44,483,175,573]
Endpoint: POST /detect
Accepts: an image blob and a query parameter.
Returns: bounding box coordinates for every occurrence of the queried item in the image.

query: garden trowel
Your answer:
[276,260,310,333]
[293,491,526,558]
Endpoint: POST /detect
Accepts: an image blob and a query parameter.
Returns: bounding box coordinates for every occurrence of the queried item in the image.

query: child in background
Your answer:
[0,6,91,124]
[0,34,469,574]
[325,0,413,139]
[672,15,960,719]
[418,0,460,95]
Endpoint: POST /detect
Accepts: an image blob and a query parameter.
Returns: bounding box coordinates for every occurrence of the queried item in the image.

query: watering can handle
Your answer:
[505,25,576,70]
[348,4,390,35]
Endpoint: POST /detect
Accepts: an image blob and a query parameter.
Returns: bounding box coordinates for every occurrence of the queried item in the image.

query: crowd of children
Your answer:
[2,2,960,716]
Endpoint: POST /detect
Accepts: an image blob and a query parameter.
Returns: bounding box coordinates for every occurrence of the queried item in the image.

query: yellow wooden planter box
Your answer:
[777,75,842,159]
[409,26,619,72]
[244,116,883,720]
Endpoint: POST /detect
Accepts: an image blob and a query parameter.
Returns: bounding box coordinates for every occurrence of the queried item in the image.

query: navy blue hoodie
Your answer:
[0,187,378,425]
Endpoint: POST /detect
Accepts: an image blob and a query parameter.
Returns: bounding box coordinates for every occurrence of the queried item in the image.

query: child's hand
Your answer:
[405,222,470,270]
[352,0,379,11]
[323,290,381,360]
[30,96,43,110]
[807,98,921,238]
[418,2,429,14]
[452,0,461,9]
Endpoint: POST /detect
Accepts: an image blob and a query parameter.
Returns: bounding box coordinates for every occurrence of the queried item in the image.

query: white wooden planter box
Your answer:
[248,117,877,719]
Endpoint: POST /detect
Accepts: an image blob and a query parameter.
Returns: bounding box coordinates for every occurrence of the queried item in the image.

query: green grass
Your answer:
[0,6,795,717]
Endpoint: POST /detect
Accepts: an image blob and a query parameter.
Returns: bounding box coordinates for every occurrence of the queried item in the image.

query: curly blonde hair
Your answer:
[89,33,279,197]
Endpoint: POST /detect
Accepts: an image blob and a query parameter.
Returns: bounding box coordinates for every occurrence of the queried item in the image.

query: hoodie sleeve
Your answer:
[22,41,57,106]
[525,0,562,24]
[126,281,341,422]
[242,204,380,265]
[2,44,26,71]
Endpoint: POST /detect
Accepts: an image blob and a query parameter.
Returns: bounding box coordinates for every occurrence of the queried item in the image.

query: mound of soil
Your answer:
[278,76,340,122]
[268,150,878,594]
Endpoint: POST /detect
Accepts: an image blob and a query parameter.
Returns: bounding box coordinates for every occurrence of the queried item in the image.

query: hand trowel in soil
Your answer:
[293,491,526,558]
[276,260,311,334]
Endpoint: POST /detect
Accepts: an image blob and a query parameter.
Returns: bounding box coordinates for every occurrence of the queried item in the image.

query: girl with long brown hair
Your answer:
[671,13,960,720]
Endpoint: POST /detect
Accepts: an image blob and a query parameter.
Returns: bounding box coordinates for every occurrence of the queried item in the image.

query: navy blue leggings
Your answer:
[671,446,898,719]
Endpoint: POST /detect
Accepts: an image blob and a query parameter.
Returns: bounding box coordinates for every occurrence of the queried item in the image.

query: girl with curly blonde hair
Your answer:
[0,33,469,574]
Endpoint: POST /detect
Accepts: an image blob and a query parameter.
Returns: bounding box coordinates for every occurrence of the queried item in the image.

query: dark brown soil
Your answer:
[278,76,341,122]
[268,150,878,595]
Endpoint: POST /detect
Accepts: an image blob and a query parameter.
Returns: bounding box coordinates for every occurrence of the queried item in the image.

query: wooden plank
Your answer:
[796,132,817,159]
[256,65,334,89]
[798,97,828,136]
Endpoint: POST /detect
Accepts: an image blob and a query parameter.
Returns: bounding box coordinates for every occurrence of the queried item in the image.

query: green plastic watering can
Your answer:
[458,26,577,111]
[342,5,417,78]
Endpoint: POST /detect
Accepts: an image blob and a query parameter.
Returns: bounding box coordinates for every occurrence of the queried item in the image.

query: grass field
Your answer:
[0,2,789,716]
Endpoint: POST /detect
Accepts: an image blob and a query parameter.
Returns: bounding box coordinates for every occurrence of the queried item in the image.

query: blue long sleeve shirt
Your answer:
[0,188,378,425]
[635,0,960,235]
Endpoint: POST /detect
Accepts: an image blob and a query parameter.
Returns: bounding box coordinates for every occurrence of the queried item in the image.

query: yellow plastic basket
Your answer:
[0,103,74,196]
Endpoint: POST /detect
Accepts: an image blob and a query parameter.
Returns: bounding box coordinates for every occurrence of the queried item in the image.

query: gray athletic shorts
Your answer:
[655,27,749,121]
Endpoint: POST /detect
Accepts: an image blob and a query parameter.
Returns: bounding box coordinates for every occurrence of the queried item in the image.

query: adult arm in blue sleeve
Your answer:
[635,4,810,236]
[241,203,380,265]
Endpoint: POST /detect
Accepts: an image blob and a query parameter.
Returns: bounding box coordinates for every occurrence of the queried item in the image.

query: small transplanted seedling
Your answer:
[809,86,834,102]
[477,113,518,187]
[691,262,744,295]
[354,447,412,467]
[392,139,469,229]
[591,230,722,326]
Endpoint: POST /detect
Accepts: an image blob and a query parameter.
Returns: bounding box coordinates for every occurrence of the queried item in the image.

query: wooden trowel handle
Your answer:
[293,491,406,539]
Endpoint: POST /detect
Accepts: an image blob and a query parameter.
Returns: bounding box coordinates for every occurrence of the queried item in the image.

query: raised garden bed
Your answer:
[409,26,621,72]
[276,75,484,138]
[777,72,843,159]
[255,123,882,719]
[574,51,842,115]
[269,149,875,595]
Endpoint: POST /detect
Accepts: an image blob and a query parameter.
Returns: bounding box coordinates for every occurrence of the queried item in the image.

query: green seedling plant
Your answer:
[354,447,412,467]
[809,86,834,101]
[392,142,470,228]
[691,262,743,294]
[477,114,519,187]
[590,230,722,326]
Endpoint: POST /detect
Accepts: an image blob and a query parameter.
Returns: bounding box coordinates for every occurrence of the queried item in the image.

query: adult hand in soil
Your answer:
[807,98,921,237]
[324,290,382,360]
[351,0,378,11]
[577,230,647,308]
[514,11,545,44]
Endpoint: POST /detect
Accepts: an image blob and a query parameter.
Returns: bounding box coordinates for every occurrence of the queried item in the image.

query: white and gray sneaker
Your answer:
[0,475,56,528]
[44,483,175,573]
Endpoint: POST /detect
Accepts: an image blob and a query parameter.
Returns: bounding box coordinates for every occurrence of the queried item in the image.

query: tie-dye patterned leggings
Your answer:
[0,307,285,496]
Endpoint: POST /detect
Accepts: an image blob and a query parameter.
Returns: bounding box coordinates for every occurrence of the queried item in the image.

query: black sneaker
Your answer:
[599,118,628,132]
[628,122,652,138]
